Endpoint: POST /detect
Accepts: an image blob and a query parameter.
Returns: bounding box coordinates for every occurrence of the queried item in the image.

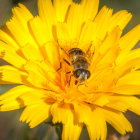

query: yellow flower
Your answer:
[0,0,140,139]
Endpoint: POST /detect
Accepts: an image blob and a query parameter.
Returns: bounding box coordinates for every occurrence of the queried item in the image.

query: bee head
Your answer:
[74,69,90,82]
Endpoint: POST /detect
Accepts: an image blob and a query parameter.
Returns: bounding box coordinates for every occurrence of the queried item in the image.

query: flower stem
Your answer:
[55,123,63,140]
[45,121,62,140]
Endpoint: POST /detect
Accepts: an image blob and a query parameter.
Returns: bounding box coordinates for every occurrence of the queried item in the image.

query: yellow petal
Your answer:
[127,96,140,115]
[6,4,37,48]
[90,27,121,73]
[0,29,19,50]
[109,96,140,115]
[105,95,130,112]
[0,86,53,112]
[28,16,53,46]
[74,104,107,140]
[20,101,50,128]
[0,85,36,111]
[69,0,99,22]
[55,22,75,51]
[86,108,107,140]
[53,0,72,22]
[103,109,132,135]
[116,48,140,68]
[51,103,82,140]
[93,95,109,107]
[24,61,62,92]
[21,43,43,61]
[66,5,80,41]
[51,103,72,124]
[38,0,56,31]
[43,42,60,70]
[108,10,132,31]
[0,85,33,100]
[0,100,24,111]
[62,122,82,140]
[119,24,140,51]
[82,0,99,21]
[19,89,58,106]
[99,26,121,55]
[79,21,96,51]
[113,85,140,95]
[94,6,113,40]
[117,71,140,86]
[0,41,26,68]
[115,57,140,80]
[105,95,140,113]
[66,0,99,40]
[0,65,27,84]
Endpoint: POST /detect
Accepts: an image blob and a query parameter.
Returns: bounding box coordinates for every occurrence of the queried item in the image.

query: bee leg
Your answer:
[77,83,88,87]
[56,62,62,71]
[60,47,69,56]
[69,75,71,86]
[75,80,78,85]
[56,58,70,72]
[66,71,71,74]
[63,58,70,66]
[66,71,72,86]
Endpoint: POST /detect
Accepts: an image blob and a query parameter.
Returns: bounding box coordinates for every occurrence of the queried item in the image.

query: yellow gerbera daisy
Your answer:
[0,0,140,139]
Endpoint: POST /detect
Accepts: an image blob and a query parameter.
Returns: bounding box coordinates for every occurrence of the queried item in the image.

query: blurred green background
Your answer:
[0,0,140,140]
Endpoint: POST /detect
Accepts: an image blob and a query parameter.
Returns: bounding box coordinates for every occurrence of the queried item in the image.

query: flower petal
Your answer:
[28,16,53,46]
[38,0,56,31]
[20,43,43,61]
[105,95,140,114]
[24,61,62,92]
[51,103,72,124]
[74,104,107,140]
[119,24,140,51]
[108,10,132,31]
[66,0,99,40]
[103,109,132,135]
[94,6,113,40]
[79,21,96,51]
[86,108,107,140]
[109,96,140,115]
[53,0,72,22]
[6,4,37,48]
[112,85,140,95]
[69,0,99,22]
[20,101,51,128]
[51,103,82,140]
[43,42,60,70]
[0,85,36,111]
[117,71,140,86]
[0,42,26,68]
[91,26,121,68]
[0,29,19,50]
[115,57,140,80]
[0,65,27,84]
[62,122,82,140]
[56,22,77,51]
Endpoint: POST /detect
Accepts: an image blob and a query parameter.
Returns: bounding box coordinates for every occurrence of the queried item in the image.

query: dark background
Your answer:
[0,0,140,140]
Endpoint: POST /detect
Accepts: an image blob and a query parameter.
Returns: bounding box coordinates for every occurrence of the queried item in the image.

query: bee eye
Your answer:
[74,69,81,78]
[74,69,90,82]
[86,71,90,79]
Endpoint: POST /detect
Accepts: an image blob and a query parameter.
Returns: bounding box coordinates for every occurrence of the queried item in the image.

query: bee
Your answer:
[68,48,91,82]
